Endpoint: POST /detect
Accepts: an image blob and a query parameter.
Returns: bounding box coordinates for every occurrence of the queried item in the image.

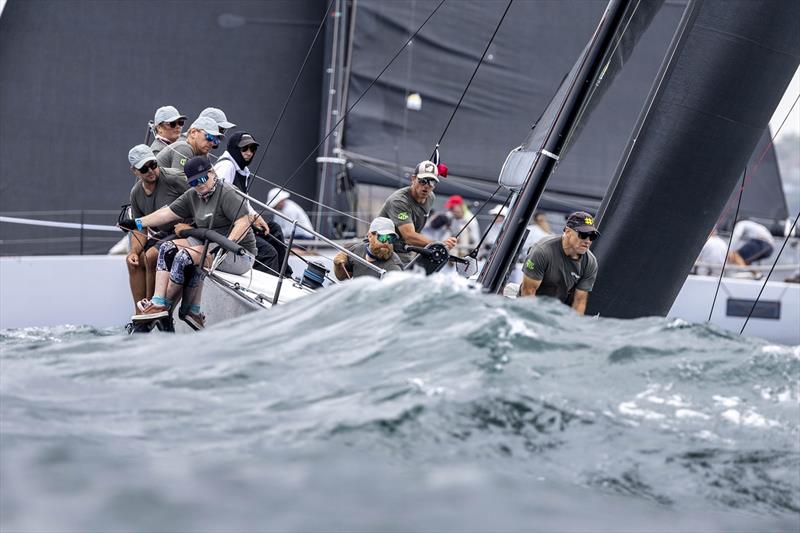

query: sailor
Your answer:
[520,211,599,315]
[728,219,775,266]
[479,204,508,260]
[332,217,403,280]
[156,116,223,170]
[378,160,456,266]
[124,144,189,312]
[149,106,187,155]
[694,228,727,275]
[197,107,236,137]
[444,195,481,257]
[267,188,314,240]
[216,132,287,274]
[119,156,257,327]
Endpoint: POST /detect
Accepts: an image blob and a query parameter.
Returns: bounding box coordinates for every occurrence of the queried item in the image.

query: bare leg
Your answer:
[127,252,147,313]
[728,251,747,267]
[144,246,159,299]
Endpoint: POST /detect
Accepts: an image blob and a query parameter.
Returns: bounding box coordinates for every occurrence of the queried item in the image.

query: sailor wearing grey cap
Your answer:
[377,159,457,266]
[520,211,599,315]
[332,217,403,280]
[124,144,188,312]
[150,105,187,155]
[198,107,235,134]
[267,187,314,240]
[156,116,223,171]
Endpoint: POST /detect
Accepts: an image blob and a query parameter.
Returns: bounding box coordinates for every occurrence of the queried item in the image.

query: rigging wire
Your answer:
[739,209,800,336]
[469,188,512,258]
[253,0,448,224]
[707,168,745,323]
[431,0,514,157]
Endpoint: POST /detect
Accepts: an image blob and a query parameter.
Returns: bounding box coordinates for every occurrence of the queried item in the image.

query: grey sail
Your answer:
[587,0,800,318]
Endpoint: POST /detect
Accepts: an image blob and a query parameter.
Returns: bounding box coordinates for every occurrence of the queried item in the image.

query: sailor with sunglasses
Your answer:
[124,144,189,313]
[156,116,223,171]
[149,105,187,155]
[332,217,403,280]
[377,160,457,266]
[520,211,600,315]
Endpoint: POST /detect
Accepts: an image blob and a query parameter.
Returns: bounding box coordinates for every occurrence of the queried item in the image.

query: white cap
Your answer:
[153,105,186,125]
[369,216,397,236]
[413,160,439,182]
[128,144,157,168]
[489,204,508,217]
[268,187,291,208]
[190,116,223,137]
[199,107,235,129]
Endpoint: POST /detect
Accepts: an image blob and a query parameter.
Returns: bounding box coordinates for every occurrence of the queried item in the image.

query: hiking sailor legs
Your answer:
[728,219,775,266]
[125,144,189,313]
[520,211,599,315]
[377,160,456,266]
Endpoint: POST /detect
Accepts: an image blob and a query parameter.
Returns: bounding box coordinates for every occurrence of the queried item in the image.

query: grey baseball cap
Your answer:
[199,107,235,129]
[189,116,224,137]
[128,144,157,168]
[153,105,186,125]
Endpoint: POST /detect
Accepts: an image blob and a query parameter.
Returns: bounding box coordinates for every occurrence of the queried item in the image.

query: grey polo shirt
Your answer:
[129,168,188,233]
[377,186,434,264]
[168,180,257,254]
[522,235,598,305]
[155,140,198,170]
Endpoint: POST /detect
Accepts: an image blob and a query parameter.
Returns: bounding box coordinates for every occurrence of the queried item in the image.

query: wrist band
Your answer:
[135,218,143,231]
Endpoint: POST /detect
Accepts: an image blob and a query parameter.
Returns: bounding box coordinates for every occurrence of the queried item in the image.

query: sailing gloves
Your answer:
[118,218,142,231]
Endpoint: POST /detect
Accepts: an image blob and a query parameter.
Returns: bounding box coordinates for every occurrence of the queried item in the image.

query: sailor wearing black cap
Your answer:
[520,211,599,315]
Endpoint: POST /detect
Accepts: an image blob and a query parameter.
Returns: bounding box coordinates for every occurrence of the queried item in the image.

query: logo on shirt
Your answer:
[525,259,535,270]
[397,212,409,221]
[570,272,580,279]
[180,158,187,167]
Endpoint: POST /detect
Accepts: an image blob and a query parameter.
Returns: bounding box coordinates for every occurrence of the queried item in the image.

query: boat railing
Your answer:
[232,189,386,278]
[693,261,799,275]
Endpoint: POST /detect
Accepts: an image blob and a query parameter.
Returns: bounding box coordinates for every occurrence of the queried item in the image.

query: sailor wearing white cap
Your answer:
[198,107,236,134]
[332,217,403,280]
[267,187,314,240]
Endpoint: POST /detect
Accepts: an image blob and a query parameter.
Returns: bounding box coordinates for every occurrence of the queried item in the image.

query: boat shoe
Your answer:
[131,299,169,322]
[180,310,206,330]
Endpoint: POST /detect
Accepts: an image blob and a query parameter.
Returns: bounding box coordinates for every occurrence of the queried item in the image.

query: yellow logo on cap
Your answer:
[584,217,593,225]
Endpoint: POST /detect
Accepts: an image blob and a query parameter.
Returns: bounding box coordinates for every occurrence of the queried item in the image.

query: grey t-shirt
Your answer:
[344,241,403,278]
[150,137,168,155]
[377,186,434,264]
[522,235,598,304]
[156,140,198,170]
[169,180,257,254]
[129,168,188,233]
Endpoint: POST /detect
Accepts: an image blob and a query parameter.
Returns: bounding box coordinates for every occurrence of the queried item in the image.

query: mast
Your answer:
[478,0,632,293]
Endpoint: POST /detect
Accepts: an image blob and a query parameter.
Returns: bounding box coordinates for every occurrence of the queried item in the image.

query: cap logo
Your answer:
[397,212,409,221]
[584,217,593,225]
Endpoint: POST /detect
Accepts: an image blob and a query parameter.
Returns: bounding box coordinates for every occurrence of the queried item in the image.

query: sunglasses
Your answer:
[375,233,397,244]
[204,132,221,146]
[167,119,185,128]
[137,161,158,173]
[574,229,599,241]
[240,144,258,154]
[417,177,436,187]
[218,127,227,135]
[188,174,209,187]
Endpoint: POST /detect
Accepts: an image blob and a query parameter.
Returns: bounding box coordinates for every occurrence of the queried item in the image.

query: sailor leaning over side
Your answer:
[377,160,457,266]
[333,217,403,280]
[124,144,188,314]
[119,156,258,329]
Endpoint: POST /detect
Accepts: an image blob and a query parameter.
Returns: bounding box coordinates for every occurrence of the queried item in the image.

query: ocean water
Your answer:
[1,274,798,532]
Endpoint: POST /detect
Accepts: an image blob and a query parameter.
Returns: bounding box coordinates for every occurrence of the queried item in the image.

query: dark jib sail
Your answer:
[587,0,800,318]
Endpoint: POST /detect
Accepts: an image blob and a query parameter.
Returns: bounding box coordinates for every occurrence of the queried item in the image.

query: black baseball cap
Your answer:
[565,211,599,234]
[184,156,212,181]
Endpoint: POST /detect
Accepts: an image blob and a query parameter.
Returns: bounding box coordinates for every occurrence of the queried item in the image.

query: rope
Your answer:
[470,188,512,257]
[707,168,745,322]
[739,209,800,336]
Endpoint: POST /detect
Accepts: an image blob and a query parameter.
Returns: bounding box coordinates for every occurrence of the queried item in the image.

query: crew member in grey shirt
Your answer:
[333,217,403,280]
[520,211,599,315]
[149,105,187,155]
[156,116,223,170]
[125,144,188,312]
[377,160,456,265]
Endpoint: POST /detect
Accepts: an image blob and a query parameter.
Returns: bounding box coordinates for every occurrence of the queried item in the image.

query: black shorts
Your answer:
[737,239,773,264]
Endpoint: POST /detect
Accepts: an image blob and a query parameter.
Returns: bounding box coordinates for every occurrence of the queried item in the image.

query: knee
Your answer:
[157,241,178,271]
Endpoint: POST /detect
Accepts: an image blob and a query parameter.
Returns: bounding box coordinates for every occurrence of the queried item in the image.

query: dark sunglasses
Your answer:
[240,144,258,154]
[575,229,599,241]
[376,233,397,244]
[167,119,185,128]
[218,127,227,135]
[204,132,221,146]
[137,161,158,173]
[188,174,209,187]
[417,177,436,187]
